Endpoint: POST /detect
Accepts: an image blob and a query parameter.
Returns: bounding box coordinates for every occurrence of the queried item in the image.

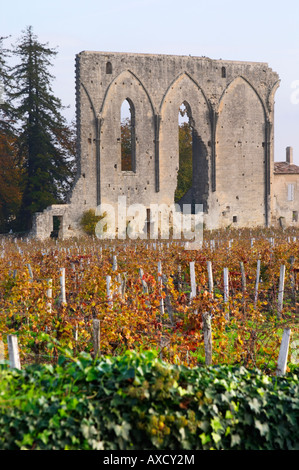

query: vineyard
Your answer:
[0,226,299,374]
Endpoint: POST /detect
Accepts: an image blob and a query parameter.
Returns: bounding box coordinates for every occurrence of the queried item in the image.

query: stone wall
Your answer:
[31,51,281,239]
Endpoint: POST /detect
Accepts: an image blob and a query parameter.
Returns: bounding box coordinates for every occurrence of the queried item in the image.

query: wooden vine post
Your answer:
[121,273,127,298]
[46,278,52,313]
[189,262,196,301]
[106,275,113,308]
[240,261,246,295]
[275,263,290,376]
[92,319,101,358]
[27,263,33,281]
[254,259,261,306]
[139,268,149,294]
[157,261,165,359]
[207,261,214,296]
[112,255,117,272]
[290,256,296,305]
[277,264,286,319]
[7,335,21,370]
[177,265,182,291]
[276,328,291,376]
[74,323,78,343]
[59,268,66,305]
[158,261,164,315]
[202,261,213,365]
[223,267,229,320]
[116,273,126,298]
[202,312,212,365]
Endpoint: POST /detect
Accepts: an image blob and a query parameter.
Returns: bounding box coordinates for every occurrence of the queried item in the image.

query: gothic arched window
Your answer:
[120,98,136,172]
[175,102,193,204]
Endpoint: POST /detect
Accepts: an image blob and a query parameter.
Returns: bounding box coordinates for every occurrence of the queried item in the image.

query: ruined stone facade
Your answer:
[32,50,290,240]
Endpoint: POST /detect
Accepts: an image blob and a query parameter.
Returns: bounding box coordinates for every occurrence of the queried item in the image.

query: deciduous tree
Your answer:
[121,117,133,171]
[175,122,193,203]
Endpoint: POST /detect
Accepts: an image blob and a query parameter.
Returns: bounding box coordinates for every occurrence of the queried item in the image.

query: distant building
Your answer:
[273,147,299,228]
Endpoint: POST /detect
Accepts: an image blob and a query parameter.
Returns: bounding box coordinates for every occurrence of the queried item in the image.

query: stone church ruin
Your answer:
[31,50,299,240]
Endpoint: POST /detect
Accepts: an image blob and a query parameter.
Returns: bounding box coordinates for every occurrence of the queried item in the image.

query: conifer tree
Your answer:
[0,35,13,132]
[10,26,76,231]
[0,36,23,232]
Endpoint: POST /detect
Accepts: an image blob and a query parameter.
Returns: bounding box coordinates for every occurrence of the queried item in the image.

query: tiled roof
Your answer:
[274,162,299,174]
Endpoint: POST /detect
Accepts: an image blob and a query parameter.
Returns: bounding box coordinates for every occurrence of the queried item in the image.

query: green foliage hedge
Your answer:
[0,343,298,450]
[79,209,101,236]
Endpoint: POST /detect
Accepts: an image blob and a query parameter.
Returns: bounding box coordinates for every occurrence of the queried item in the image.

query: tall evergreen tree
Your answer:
[10,26,76,231]
[0,35,13,132]
[0,36,23,232]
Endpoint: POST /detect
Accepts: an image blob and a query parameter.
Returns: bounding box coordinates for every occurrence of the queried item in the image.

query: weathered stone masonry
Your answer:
[32,51,285,239]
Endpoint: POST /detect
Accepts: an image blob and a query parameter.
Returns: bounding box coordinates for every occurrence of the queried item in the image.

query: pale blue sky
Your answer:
[2,0,299,164]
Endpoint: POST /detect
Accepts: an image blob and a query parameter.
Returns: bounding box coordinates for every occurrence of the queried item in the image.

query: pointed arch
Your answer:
[120,98,136,172]
[217,75,267,119]
[215,74,268,226]
[99,68,156,206]
[100,69,155,116]
[158,72,211,211]
[159,71,211,115]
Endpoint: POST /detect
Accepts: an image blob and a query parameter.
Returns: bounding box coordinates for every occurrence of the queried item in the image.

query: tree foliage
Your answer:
[120,119,193,195]
[175,122,193,203]
[0,35,14,130]
[0,347,298,450]
[0,133,23,231]
[0,26,76,232]
[0,36,23,232]
[80,209,102,236]
[121,117,133,171]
